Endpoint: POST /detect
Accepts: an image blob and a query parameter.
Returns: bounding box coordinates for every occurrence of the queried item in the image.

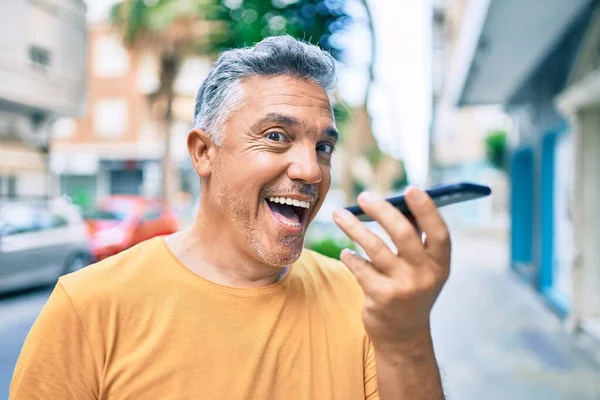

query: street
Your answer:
[432,232,600,399]
[0,286,52,397]
[1,232,600,399]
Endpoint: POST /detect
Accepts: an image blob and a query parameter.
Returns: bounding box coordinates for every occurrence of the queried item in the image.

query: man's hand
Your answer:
[332,187,451,351]
[333,187,450,399]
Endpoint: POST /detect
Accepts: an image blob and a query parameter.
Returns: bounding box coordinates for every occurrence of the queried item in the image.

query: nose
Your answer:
[287,146,322,184]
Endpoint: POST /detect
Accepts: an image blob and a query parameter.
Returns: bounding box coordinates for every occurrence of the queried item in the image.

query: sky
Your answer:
[85,0,432,185]
[337,0,431,185]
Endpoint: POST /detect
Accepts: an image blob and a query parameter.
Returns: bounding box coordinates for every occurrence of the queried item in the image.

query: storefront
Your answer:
[447,0,597,336]
[537,126,572,316]
[0,144,47,199]
[510,147,534,281]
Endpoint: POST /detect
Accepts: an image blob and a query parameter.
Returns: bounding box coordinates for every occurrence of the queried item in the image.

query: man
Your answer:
[10,36,450,399]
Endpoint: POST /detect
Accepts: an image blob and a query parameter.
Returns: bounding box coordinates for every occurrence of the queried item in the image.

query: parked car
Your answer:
[0,197,93,294]
[83,196,178,261]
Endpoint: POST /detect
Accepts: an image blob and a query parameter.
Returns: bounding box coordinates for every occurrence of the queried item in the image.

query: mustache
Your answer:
[261,182,318,202]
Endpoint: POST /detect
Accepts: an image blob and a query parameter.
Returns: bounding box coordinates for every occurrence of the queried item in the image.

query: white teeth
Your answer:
[267,196,310,209]
[281,220,301,228]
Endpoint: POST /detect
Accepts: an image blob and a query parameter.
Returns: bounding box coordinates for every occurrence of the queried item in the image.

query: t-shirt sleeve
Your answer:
[364,338,379,400]
[10,282,99,399]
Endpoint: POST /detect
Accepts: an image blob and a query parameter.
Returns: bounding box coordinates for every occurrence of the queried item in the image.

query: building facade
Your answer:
[430,0,509,232]
[0,0,87,199]
[450,0,600,339]
[50,22,207,208]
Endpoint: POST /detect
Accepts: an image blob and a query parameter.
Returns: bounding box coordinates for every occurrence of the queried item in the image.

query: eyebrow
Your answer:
[324,127,339,141]
[253,113,301,129]
[252,112,339,141]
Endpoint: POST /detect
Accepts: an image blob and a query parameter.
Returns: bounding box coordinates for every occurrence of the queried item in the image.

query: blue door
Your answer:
[539,126,570,316]
[510,147,534,279]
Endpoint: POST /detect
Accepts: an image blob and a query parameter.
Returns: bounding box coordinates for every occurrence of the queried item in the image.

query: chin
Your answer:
[252,236,304,268]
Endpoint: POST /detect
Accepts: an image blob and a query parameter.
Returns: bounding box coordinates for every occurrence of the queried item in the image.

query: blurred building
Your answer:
[430,0,509,232]
[450,0,600,339]
[0,0,87,199]
[50,22,207,207]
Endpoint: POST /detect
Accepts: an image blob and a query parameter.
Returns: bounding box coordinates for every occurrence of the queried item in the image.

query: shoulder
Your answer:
[58,237,163,309]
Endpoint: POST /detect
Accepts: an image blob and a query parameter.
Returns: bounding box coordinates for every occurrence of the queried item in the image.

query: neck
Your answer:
[164,204,284,288]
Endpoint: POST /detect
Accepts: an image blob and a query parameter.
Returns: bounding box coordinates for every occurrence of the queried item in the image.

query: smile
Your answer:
[264,196,311,233]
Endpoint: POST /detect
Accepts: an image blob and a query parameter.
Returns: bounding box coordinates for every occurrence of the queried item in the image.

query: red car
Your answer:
[84,196,178,261]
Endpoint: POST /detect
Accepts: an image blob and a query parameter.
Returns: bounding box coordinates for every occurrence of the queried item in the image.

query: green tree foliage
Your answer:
[306,236,355,260]
[485,129,508,171]
[392,159,409,190]
[205,0,351,59]
[364,145,383,167]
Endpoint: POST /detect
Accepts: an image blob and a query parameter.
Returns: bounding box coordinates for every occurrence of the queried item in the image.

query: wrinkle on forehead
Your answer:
[219,76,335,149]
[241,75,333,113]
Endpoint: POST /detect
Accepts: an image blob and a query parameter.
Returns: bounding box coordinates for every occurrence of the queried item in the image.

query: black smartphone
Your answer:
[345,182,492,222]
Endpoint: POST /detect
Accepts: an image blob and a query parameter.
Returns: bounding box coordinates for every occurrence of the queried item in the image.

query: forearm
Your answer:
[374,331,445,400]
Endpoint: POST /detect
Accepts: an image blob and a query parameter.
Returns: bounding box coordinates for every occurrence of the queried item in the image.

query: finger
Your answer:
[332,208,397,275]
[404,187,451,265]
[340,249,385,294]
[406,214,423,238]
[356,192,426,264]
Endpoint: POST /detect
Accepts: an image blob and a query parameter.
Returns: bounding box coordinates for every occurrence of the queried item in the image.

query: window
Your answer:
[82,208,127,222]
[7,177,16,198]
[0,205,39,235]
[38,209,68,230]
[140,205,162,222]
[28,5,55,72]
[29,45,51,70]
[93,34,130,78]
[0,175,17,198]
[137,54,159,94]
[94,98,128,137]
[52,118,77,139]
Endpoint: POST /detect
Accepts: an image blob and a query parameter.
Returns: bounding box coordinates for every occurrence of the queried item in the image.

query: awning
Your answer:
[450,0,592,106]
[0,144,46,173]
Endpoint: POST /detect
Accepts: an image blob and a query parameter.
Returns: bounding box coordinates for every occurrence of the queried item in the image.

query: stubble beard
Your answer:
[213,164,304,269]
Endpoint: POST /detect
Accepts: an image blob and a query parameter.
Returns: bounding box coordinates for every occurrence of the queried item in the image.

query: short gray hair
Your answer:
[193,35,337,145]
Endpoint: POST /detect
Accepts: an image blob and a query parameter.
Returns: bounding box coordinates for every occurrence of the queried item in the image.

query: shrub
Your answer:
[485,129,507,171]
[306,236,356,260]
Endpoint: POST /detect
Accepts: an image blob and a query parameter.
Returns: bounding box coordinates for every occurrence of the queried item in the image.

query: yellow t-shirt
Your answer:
[10,237,378,400]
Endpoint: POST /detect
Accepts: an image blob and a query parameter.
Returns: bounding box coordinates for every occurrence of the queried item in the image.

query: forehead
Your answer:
[237,75,334,125]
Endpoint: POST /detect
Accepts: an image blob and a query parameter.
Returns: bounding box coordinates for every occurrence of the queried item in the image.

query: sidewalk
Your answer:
[431,231,600,399]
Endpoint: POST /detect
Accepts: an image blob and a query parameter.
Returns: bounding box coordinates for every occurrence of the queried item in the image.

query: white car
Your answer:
[0,197,92,294]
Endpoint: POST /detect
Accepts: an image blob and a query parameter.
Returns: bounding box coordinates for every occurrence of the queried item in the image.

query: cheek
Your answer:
[311,166,331,217]
[241,152,286,185]
[320,165,332,191]
[219,152,283,202]
[252,152,284,170]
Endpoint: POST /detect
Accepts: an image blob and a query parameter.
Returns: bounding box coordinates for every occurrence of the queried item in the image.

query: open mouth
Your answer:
[265,196,311,232]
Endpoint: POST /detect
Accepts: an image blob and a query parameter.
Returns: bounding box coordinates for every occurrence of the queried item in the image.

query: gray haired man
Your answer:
[11,36,450,399]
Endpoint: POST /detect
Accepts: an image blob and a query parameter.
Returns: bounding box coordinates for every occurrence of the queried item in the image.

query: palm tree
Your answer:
[111,0,352,205]
[111,0,210,205]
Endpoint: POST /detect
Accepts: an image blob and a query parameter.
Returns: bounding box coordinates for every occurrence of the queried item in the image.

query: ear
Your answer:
[187,128,217,178]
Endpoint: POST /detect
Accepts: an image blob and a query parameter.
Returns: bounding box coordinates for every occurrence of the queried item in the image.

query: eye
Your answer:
[317,143,335,154]
[266,131,287,142]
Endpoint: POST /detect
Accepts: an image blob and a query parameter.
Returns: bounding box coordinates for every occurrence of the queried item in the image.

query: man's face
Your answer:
[208,76,337,267]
